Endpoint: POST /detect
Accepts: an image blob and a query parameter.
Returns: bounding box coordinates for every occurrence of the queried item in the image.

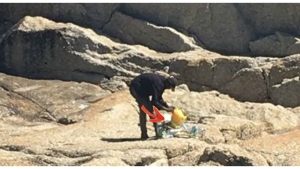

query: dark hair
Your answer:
[167,76,177,88]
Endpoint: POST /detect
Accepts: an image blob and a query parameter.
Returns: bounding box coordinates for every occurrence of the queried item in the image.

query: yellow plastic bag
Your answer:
[170,108,187,128]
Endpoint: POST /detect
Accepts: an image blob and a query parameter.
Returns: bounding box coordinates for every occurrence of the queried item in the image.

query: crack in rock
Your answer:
[198,148,253,166]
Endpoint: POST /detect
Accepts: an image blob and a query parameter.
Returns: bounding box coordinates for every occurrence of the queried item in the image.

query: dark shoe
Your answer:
[141,133,149,140]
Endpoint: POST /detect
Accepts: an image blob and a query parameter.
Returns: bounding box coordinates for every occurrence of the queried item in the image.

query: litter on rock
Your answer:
[156,108,206,139]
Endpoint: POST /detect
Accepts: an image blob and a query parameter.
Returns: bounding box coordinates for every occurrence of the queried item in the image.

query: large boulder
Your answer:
[221,67,268,102]
[0,16,143,83]
[3,16,300,108]
[0,3,119,30]
[120,3,255,55]
[270,77,300,108]
[235,4,300,36]
[0,72,111,125]
[102,11,199,53]
[268,54,300,86]
[168,55,268,102]
[249,32,300,57]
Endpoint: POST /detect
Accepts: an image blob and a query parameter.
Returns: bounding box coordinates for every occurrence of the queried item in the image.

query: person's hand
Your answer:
[166,106,175,112]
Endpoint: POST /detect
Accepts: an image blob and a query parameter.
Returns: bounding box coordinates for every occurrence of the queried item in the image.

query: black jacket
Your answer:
[130,73,169,109]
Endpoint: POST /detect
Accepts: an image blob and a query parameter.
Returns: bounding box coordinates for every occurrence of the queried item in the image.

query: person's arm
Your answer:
[158,95,169,108]
[152,85,174,112]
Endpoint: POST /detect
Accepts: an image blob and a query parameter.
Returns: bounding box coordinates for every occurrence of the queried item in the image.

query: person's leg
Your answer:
[137,97,150,139]
[143,100,159,137]
[130,86,148,139]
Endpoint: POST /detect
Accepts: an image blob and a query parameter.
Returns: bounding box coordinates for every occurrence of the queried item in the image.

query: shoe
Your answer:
[141,133,149,140]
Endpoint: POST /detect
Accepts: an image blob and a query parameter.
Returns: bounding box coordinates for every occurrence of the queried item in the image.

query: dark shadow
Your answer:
[101,137,158,142]
[101,138,143,142]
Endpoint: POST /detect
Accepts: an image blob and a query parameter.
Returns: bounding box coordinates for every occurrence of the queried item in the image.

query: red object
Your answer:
[141,105,165,123]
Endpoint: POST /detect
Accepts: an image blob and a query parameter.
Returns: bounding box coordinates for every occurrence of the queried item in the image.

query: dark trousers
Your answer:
[130,86,158,136]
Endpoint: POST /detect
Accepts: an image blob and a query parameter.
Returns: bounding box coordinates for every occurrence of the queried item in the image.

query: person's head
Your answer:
[164,76,177,91]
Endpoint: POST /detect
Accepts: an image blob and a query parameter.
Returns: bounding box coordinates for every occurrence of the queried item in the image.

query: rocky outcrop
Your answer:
[102,12,199,53]
[164,88,300,136]
[2,4,300,167]
[1,78,300,166]
[235,4,300,36]
[3,4,300,56]
[270,77,300,108]
[0,72,111,124]
[120,3,255,55]
[250,32,300,57]
[0,3,119,30]
[2,16,300,107]
[0,16,143,82]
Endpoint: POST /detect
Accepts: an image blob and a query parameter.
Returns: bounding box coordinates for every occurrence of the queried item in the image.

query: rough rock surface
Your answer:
[1,5,300,166]
[250,32,300,57]
[2,16,300,108]
[0,72,111,124]
[236,3,300,36]
[0,3,120,30]
[102,11,199,53]
[2,3,300,56]
[0,75,300,166]
[120,3,255,55]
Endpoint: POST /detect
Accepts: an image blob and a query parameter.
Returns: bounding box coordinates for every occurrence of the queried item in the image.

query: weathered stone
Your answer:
[102,11,199,53]
[0,3,119,30]
[0,16,133,80]
[0,78,300,166]
[236,4,300,36]
[121,3,255,55]
[249,32,300,57]
[0,72,111,124]
[270,76,300,108]
[222,67,267,102]
[164,89,300,135]
[198,145,269,166]
[168,150,203,166]
[82,157,128,166]
[268,54,300,86]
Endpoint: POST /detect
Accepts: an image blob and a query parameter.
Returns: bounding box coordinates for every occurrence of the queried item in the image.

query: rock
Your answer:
[249,32,300,57]
[0,21,13,37]
[268,54,300,86]
[99,77,128,93]
[148,159,169,166]
[0,78,300,166]
[168,150,203,166]
[267,54,300,107]
[3,16,300,108]
[0,3,119,30]
[102,11,199,53]
[176,84,190,92]
[120,3,255,55]
[235,4,300,36]
[0,72,111,125]
[163,89,300,136]
[0,149,36,166]
[201,125,225,144]
[121,149,167,166]
[211,57,256,89]
[3,4,300,57]
[222,67,268,102]
[270,76,300,108]
[239,129,300,166]
[169,55,266,102]
[0,16,140,83]
[198,145,269,166]
[82,157,128,166]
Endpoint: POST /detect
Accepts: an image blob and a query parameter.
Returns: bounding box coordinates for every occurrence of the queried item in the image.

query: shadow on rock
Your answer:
[101,138,143,142]
[101,137,159,142]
